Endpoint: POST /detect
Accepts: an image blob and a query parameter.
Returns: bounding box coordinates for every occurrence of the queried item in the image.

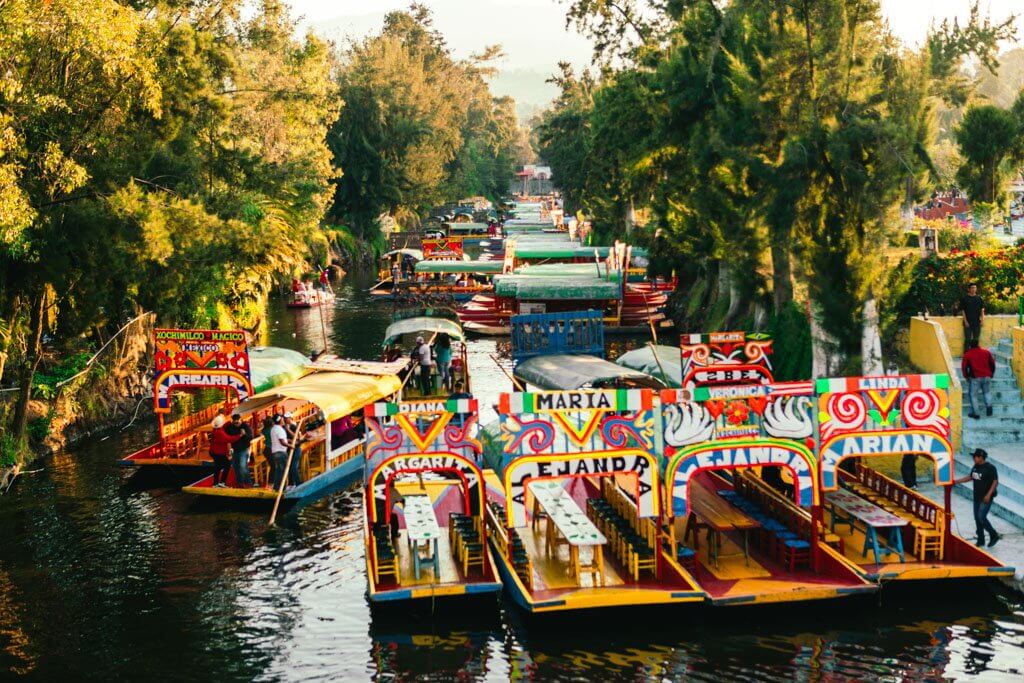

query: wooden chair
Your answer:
[461,540,485,576]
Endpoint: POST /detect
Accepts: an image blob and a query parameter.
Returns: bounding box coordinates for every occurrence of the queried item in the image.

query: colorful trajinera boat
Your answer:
[458,240,671,336]
[483,387,705,613]
[120,331,309,472]
[659,382,874,604]
[362,398,502,604]
[811,374,1012,583]
[509,311,665,391]
[287,286,334,309]
[382,314,471,400]
[180,358,404,502]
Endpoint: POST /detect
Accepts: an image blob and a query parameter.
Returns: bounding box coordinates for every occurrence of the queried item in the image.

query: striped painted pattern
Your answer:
[365,398,477,417]
[497,389,653,415]
[814,374,949,394]
[660,381,814,404]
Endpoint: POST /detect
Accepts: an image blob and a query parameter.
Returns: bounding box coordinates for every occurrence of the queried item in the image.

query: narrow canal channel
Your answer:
[1,266,1023,680]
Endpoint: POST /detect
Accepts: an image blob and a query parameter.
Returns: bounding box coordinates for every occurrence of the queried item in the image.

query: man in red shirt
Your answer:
[961,339,996,418]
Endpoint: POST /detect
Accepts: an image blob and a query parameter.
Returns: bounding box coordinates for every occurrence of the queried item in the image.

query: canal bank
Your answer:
[2,265,1023,680]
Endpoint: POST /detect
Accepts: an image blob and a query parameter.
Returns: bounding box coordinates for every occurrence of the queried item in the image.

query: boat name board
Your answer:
[498,389,651,415]
[505,452,658,527]
[154,370,252,413]
[819,430,952,490]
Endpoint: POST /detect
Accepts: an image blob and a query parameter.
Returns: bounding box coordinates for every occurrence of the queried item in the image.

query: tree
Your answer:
[955,101,1024,211]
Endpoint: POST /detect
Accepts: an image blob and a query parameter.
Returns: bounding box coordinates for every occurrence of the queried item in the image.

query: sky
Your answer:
[286,0,1024,114]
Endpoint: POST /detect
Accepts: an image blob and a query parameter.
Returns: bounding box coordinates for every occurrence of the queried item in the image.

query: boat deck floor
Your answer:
[387,528,468,589]
[821,508,996,578]
[684,524,861,603]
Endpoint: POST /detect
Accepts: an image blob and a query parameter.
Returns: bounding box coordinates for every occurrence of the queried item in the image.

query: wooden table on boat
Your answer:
[689,484,761,568]
[529,480,607,586]
[403,495,441,579]
[826,489,906,564]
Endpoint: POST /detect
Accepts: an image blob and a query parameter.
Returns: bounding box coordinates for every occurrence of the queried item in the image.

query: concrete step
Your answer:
[962,432,1024,447]
[961,389,1022,403]
[961,404,1024,417]
[961,415,1024,428]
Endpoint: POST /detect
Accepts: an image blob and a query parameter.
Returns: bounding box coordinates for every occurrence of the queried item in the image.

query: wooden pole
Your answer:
[646,342,670,388]
[490,353,524,391]
[269,413,311,526]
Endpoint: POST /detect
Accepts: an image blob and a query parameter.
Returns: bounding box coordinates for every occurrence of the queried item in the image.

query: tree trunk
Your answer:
[11,289,46,447]
[770,238,794,313]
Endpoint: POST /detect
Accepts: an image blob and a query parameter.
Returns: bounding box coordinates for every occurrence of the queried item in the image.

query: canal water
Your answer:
[1,266,1023,680]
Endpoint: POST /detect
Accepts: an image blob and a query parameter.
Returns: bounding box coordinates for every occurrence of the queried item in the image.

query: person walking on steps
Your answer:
[961,338,996,419]
[960,282,985,345]
[955,448,1000,547]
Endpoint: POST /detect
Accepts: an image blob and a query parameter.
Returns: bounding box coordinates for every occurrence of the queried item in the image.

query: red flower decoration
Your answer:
[724,400,750,425]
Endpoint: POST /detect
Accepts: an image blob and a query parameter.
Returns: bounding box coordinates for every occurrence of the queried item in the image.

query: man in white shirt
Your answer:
[415,335,433,395]
[269,415,289,490]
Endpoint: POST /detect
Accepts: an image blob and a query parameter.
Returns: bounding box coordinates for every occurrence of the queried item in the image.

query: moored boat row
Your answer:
[127,286,1011,618]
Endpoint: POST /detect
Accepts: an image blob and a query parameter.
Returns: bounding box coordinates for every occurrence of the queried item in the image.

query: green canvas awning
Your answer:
[383,317,465,347]
[493,275,621,300]
[614,345,682,388]
[248,347,312,393]
[513,354,665,390]
[415,260,503,274]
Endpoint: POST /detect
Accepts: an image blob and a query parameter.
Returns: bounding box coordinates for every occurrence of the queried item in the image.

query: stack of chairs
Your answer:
[719,489,810,572]
[487,502,533,585]
[371,523,398,584]
[449,512,485,576]
[738,472,844,555]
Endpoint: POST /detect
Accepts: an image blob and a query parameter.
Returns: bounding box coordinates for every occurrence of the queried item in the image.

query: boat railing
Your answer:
[164,404,222,439]
[852,466,945,529]
[485,501,533,589]
[328,436,366,468]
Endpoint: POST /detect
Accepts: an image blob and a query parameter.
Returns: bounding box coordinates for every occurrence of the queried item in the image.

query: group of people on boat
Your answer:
[206,409,316,490]
[383,332,462,396]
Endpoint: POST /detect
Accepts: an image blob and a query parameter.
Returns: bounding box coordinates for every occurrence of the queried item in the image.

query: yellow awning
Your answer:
[248,371,401,421]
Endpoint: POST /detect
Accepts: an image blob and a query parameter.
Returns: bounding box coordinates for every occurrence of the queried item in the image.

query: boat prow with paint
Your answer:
[659,382,875,606]
[382,314,471,400]
[812,374,1014,584]
[181,359,404,503]
[484,387,705,613]
[362,398,502,605]
[120,333,308,473]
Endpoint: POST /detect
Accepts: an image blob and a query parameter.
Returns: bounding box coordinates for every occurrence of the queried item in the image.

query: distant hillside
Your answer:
[489,68,558,121]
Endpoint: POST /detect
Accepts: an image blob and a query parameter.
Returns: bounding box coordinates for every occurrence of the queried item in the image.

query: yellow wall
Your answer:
[1014,326,1024,397]
[908,317,962,452]
[926,315,1019,357]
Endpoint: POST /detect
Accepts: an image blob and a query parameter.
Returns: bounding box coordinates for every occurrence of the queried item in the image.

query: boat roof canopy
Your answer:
[383,317,465,346]
[414,260,503,274]
[514,354,665,390]
[248,346,312,393]
[494,275,621,300]
[249,371,401,422]
[383,248,424,260]
[614,344,682,388]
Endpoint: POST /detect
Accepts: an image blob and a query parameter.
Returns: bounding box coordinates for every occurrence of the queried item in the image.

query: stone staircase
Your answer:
[955,337,1024,528]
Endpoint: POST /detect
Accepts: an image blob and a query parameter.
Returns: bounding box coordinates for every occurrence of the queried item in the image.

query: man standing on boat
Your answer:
[269,414,290,490]
[415,336,434,396]
[209,419,241,487]
[284,412,306,488]
[225,413,253,488]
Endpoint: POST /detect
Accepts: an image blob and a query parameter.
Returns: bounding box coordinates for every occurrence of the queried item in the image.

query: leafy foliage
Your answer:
[327,7,526,237]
